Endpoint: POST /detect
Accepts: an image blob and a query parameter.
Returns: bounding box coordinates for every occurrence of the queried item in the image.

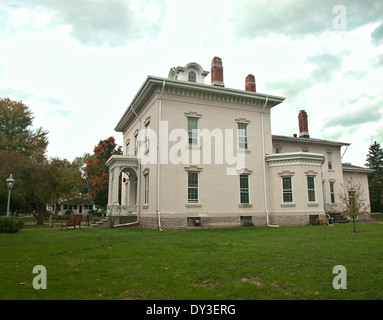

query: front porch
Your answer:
[106,155,140,218]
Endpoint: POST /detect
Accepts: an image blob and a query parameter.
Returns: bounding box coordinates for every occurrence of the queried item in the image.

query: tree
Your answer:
[0,152,85,224]
[365,141,383,212]
[338,179,369,233]
[84,137,122,211]
[0,98,85,224]
[0,98,48,157]
[46,157,87,213]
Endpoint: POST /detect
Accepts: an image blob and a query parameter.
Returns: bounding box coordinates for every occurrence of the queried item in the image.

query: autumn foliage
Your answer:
[84,137,122,210]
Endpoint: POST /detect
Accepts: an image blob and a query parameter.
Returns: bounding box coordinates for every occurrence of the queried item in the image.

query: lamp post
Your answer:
[6,174,15,216]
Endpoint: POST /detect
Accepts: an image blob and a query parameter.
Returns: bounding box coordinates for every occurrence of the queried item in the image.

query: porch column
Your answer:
[108,166,120,205]
[108,169,114,206]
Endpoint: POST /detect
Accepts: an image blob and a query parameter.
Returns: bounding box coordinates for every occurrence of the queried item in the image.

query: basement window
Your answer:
[241,216,253,226]
[187,217,201,228]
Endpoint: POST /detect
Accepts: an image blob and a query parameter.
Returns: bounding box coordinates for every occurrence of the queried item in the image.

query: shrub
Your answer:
[0,217,24,233]
[313,218,327,226]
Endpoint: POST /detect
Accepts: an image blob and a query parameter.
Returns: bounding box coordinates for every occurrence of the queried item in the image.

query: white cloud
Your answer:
[0,0,382,167]
[232,0,383,39]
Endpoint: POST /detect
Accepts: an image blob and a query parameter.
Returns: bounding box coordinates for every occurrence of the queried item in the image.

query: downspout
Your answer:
[157,80,166,232]
[261,96,279,227]
[114,104,141,228]
[341,146,348,159]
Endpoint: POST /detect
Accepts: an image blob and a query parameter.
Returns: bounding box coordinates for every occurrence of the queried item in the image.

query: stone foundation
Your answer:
[129,213,323,230]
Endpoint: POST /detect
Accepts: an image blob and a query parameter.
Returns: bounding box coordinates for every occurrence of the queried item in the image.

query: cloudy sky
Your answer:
[1,0,382,166]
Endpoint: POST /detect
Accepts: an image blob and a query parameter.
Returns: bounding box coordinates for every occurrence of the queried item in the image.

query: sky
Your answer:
[1,0,383,167]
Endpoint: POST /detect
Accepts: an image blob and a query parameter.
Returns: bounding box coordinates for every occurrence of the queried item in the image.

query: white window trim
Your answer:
[307,176,316,202]
[145,122,150,152]
[329,180,336,203]
[239,174,251,206]
[144,173,149,205]
[327,152,333,170]
[188,71,196,82]
[134,131,139,156]
[126,140,130,156]
[281,176,294,204]
[187,171,199,204]
[237,123,248,150]
[187,117,199,146]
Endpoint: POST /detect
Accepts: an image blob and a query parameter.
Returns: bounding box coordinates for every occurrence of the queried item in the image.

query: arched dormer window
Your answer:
[188,71,196,82]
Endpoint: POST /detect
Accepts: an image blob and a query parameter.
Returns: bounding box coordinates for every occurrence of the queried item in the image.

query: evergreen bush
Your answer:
[0,217,24,233]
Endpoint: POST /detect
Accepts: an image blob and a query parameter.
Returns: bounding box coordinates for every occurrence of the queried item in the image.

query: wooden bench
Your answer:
[61,214,83,231]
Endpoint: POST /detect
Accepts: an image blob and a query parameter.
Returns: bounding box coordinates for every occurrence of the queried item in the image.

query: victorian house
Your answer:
[106,57,372,229]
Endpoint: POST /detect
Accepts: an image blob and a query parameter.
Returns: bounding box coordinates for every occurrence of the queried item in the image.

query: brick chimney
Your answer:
[298,110,310,138]
[211,56,224,87]
[245,74,256,92]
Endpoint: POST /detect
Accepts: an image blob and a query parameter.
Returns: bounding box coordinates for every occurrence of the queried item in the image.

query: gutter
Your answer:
[157,80,166,232]
[261,96,279,228]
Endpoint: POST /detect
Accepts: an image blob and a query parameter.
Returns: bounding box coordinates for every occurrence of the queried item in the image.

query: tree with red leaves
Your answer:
[84,137,122,211]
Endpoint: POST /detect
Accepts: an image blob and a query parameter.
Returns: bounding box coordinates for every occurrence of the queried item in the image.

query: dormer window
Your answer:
[168,62,209,84]
[188,71,196,82]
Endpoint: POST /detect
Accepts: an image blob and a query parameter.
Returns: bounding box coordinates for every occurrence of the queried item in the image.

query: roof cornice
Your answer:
[342,163,374,173]
[266,152,325,167]
[272,135,350,147]
[115,76,286,132]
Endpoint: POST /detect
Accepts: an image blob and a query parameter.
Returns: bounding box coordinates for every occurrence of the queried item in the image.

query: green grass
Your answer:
[0,222,383,300]
[372,213,383,222]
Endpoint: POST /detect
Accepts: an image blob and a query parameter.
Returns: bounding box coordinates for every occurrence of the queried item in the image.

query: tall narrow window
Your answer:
[238,123,248,149]
[240,175,250,204]
[330,182,335,203]
[327,152,333,170]
[188,71,196,82]
[145,122,150,152]
[282,177,293,203]
[144,174,149,205]
[188,117,198,145]
[188,172,199,203]
[134,134,138,156]
[307,176,316,202]
[126,142,130,156]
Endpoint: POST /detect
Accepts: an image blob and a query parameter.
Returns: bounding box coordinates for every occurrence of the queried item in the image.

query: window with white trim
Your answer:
[188,71,196,82]
[330,181,335,203]
[238,123,248,149]
[144,173,149,205]
[307,176,316,202]
[282,176,293,203]
[240,174,250,204]
[187,172,199,203]
[126,142,130,156]
[134,133,138,156]
[188,117,198,145]
[327,152,333,170]
[145,122,150,152]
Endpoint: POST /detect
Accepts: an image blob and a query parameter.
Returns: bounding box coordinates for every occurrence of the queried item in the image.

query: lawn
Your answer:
[0,221,382,300]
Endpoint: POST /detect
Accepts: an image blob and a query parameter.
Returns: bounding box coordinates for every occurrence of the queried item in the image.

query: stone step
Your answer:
[328,212,349,224]
[90,218,110,227]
